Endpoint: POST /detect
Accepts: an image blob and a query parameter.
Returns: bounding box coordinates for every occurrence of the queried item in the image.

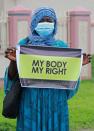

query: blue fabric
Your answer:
[28,7,57,46]
[4,7,80,131]
[35,22,54,38]
[4,40,80,131]
[30,7,57,35]
[4,68,12,95]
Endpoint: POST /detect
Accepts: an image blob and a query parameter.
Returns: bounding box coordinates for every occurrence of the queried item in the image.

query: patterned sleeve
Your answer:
[4,38,28,95]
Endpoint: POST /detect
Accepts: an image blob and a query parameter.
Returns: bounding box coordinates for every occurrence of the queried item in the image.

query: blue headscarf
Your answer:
[29,7,57,46]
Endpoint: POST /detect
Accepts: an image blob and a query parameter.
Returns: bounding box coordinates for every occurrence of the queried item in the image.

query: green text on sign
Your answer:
[19,54,81,81]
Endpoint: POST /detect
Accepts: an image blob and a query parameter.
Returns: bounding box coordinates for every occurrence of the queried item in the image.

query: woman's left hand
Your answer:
[82,53,92,66]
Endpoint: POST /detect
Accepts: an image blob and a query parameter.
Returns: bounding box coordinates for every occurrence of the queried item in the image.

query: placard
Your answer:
[16,45,82,89]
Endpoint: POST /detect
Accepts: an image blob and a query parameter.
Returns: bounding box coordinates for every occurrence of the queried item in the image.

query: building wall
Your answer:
[1,0,94,45]
[0,0,94,79]
[9,0,94,51]
[0,55,9,79]
[0,0,16,78]
[15,0,94,19]
[91,24,94,54]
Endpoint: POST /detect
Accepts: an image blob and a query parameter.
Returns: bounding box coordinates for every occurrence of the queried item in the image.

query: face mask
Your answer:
[35,22,54,38]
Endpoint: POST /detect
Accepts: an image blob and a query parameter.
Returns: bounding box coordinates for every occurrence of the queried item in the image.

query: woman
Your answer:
[4,7,91,131]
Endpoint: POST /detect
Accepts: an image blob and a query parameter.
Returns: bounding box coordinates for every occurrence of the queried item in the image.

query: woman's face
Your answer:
[34,16,55,38]
[39,16,54,23]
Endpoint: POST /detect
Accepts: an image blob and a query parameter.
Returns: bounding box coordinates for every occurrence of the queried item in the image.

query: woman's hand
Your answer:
[82,53,92,66]
[5,47,17,79]
[5,47,16,61]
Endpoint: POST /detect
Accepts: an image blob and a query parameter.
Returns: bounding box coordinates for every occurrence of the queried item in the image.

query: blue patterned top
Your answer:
[4,39,80,131]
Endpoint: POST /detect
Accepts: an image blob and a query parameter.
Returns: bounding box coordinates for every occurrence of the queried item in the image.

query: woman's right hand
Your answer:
[5,47,16,61]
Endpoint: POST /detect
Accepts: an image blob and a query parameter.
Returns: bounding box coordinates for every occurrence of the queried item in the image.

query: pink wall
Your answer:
[8,6,31,47]
[67,7,91,79]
